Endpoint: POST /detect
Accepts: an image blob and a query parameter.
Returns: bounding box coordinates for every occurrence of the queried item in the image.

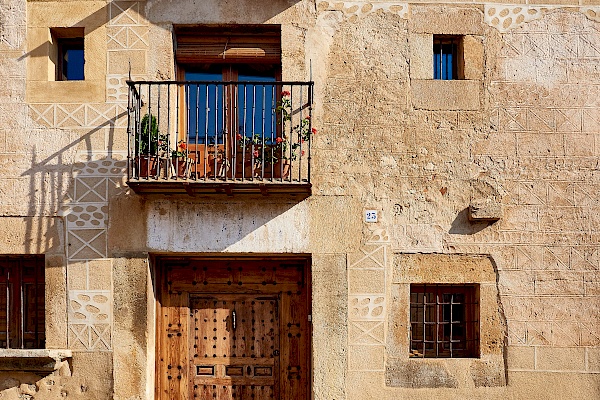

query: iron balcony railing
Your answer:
[126,80,314,185]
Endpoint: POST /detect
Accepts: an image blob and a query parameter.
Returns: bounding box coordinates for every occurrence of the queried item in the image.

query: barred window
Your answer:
[410,284,479,358]
[0,256,45,349]
[433,35,463,80]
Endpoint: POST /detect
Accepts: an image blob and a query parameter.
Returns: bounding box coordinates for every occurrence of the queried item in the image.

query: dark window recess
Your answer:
[433,36,462,80]
[0,256,45,349]
[58,38,84,81]
[410,284,479,358]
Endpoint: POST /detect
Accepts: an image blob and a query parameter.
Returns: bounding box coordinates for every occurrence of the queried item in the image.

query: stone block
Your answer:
[463,35,484,80]
[0,217,64,255]
[470,356,507,387]
[409,34,432,79]
[67,261,88,291]
[348,345,384,371]
[498,271,535,295]
[536,347,585,371]
[385,358,458,388]
[411,79,481,110]
[518,133,565,157]
[107,50,146,75]
[534,271,584,296]
[113,257,149,399]
[393,253,497,284]
[469,198,502,221]
[584,272,600,295]
[348,269,385,294]
[409,5,485,35]
[88,259,113,290]
[30,80,107,103]
[507,346,535,370]
[45,255,67,349]
[499,206,539,232]
[587,348,600,372]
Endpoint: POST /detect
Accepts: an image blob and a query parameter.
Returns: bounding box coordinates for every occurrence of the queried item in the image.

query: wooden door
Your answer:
[156,258,310,400]
[190,295,279,399]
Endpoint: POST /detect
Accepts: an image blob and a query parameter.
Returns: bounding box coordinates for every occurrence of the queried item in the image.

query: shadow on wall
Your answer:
[19,2,118,62]
[108,195,307,255]
[20,110,127,257]
[146,0,302,24]
[448,207,493,235]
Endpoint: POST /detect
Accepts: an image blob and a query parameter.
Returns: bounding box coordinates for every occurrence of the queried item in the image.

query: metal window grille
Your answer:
[410,284,479,358]
[433,36,460,80]
[0,256,45,349]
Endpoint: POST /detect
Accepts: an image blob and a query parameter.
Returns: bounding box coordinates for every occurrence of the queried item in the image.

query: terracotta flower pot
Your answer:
[171,157,187,178]
[135,156,158,178]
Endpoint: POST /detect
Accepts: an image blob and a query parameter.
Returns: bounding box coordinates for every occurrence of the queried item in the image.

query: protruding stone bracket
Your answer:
[0,349,72,373]
[468,199,502,222]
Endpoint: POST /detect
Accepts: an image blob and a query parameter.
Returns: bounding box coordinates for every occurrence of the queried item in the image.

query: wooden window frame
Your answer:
[0,255,45,349]
[410,284,479,358]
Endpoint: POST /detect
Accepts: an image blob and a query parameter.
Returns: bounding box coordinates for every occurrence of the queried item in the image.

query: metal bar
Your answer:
[128,80,313,85]
[5,267,9,348]
[19,261,23,349]
[307,83,313,184]
[126,84,132,181]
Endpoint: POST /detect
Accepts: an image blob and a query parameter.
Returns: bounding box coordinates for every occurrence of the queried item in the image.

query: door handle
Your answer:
[232,310,236,330]
[273,350,280,356]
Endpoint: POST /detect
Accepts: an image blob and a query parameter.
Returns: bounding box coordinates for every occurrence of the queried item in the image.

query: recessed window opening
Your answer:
[51,27,85,81]
[410,284,479,358]
[433,35,462,80]
[0,255,45,349]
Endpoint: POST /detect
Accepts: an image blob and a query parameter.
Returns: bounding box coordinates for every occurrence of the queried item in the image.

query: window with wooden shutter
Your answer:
[0,255,45,349]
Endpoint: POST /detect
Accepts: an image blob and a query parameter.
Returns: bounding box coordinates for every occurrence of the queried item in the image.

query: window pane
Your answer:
[238,74,276,142]
[185,71,224,145]
[64,48,84,80]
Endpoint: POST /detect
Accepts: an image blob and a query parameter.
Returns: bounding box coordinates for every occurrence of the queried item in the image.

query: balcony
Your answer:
[126,80,313,198]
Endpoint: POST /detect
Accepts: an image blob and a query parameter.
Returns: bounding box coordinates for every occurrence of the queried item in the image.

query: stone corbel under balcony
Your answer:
[0,349,72,374]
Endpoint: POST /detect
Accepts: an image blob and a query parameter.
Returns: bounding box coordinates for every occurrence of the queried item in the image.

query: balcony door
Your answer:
[175,25,281,178]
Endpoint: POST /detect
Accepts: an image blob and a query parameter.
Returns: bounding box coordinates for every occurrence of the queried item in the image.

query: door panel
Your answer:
[190,295,279,399]
[157,258,310,400]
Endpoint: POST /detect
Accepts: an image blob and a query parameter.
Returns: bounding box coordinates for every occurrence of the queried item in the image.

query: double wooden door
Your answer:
[156,258,310,399]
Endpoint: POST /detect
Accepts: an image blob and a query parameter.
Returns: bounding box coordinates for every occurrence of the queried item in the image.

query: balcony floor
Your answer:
[127,179,312,198]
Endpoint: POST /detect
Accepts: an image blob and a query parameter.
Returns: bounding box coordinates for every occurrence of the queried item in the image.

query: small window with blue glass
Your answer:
[58,38,84,81]
[51,28,85,81]
[433,35,462,80]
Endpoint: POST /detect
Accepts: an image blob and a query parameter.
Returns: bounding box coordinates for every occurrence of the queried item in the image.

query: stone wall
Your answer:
[0,0,596,399]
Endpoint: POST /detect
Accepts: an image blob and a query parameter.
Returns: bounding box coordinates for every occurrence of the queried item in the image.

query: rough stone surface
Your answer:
[0,0,597,398]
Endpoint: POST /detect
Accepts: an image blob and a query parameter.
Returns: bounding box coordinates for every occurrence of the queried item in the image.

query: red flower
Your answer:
[236,134,243,140]
[305,115,310,120]
[301,150,305,156]
[179,142,187,150]
[311,127,317,134]
[281,90,291,97]
[276,137,283,144]
[253,150,259,158]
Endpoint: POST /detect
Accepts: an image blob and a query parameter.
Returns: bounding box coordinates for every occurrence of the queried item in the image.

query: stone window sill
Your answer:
[0,349,72,372]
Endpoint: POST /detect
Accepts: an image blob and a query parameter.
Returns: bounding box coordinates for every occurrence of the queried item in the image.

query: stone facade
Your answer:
[0,0,597,398]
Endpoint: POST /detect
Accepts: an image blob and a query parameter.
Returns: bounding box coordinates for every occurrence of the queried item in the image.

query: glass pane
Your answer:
[237,74,276,142]
[185,71,224,144]
[63,48,84,81]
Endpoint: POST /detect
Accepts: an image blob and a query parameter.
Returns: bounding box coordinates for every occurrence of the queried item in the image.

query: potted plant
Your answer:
[134,114,168,178]
[170,140,192,178]
[235,90,316,179]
